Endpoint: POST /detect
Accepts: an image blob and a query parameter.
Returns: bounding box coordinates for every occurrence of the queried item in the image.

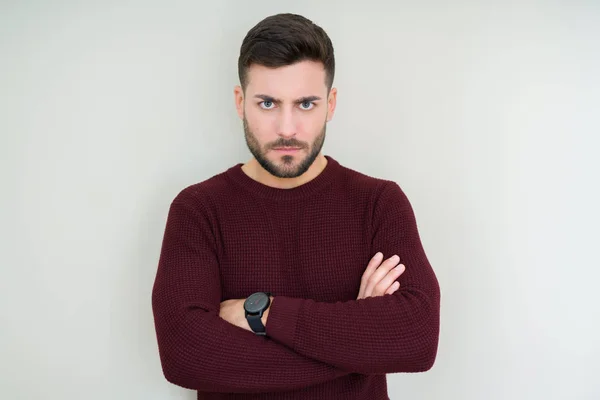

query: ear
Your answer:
[326,87,337,122]
[234,85,244,120]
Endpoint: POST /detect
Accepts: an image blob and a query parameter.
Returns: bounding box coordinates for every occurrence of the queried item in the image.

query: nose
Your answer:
[277,107,296,138]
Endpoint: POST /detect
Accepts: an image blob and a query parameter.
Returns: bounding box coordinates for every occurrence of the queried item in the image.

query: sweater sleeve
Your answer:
[151,189,352,394]
[264,181,441,375]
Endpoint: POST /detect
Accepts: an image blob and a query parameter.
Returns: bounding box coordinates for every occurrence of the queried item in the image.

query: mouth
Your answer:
[273,147,302,153]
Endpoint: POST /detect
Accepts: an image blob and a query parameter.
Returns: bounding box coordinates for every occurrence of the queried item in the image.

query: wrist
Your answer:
[261,296,273,326]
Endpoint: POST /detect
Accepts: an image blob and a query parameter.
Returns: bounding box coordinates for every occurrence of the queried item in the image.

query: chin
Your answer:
[275,154,304,165]
[270,157,306,175]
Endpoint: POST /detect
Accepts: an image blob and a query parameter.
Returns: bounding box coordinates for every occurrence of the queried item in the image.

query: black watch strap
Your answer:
[246,313,267,335]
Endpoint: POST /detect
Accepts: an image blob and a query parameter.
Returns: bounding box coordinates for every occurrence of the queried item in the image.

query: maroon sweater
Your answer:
[152,155,440,399]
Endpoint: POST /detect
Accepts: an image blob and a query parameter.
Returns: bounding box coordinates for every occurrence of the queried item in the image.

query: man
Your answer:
[152,13,440,400]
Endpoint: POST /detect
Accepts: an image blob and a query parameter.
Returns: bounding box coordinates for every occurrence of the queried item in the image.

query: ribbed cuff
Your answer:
[264,296,304,348]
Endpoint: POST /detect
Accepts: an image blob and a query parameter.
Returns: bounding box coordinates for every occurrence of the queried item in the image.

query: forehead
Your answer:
[245,60,328,97]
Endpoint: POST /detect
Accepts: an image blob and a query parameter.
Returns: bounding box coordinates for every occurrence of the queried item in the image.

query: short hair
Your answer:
[238,13,335,92]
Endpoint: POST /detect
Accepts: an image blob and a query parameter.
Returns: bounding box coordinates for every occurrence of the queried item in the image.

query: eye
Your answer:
[259,101,275,109]
[300,101,315,110]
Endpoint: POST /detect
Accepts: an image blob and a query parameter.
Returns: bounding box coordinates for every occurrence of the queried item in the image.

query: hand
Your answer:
[219,296,273,332]
[219,298,248,331]
[357,252,405,300]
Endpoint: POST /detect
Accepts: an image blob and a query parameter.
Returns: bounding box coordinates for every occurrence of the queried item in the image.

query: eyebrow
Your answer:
[253,94,322,104]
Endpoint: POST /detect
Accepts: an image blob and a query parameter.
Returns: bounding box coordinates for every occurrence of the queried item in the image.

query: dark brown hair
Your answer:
[238,13,335,92]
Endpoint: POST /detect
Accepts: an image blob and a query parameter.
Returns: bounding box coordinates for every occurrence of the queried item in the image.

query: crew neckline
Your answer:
[226,155,341,201]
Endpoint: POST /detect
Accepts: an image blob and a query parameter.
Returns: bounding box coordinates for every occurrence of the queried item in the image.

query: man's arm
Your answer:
[151,190,352,394]
[264,181,441,375]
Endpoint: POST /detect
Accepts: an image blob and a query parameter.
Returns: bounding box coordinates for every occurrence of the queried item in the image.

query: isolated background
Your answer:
[1,1,599,399]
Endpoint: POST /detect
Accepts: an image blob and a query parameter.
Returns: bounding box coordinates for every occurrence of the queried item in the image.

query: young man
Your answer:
[152,13,440,400]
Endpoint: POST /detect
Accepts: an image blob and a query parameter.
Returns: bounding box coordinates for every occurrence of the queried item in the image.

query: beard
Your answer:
[243,116,327,179]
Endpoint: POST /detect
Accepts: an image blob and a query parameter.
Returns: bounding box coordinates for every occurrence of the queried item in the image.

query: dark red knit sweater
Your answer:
[152,155,440,399]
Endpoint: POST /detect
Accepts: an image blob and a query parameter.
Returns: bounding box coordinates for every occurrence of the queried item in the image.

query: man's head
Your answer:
[234,13,337,179]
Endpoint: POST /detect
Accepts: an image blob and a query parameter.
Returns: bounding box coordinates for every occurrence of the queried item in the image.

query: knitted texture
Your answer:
[151,155,440,399]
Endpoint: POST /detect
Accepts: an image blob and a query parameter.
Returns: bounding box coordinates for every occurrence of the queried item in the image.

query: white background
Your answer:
[1,1,599,399]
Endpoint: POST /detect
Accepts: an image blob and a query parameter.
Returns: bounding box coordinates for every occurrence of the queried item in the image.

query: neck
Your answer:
[242,154,328,189]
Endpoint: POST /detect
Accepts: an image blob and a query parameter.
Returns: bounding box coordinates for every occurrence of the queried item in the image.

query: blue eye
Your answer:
[260,101,274,109]
[300,101,314,110]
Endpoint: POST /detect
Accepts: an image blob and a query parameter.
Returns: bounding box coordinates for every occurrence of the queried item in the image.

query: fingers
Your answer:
[377,267,404,297]
[385,281,400,295]
[364,254,402,298]
[358,252,384,299]
[357,252,407,300]
[374,263,405,296]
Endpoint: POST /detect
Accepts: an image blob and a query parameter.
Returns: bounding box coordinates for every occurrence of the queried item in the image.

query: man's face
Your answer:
[235,60,337,178]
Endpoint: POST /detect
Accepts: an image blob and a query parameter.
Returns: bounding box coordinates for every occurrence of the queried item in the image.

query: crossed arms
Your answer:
[151,181,440,393]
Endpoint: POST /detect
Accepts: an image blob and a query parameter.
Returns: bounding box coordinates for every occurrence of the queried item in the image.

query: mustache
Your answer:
[270,141,306,149]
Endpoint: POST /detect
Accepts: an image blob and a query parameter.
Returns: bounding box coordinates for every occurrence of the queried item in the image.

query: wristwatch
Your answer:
[244,291,272,336]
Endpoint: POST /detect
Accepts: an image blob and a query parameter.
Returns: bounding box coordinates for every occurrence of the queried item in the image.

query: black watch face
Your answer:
[244,292,269,313]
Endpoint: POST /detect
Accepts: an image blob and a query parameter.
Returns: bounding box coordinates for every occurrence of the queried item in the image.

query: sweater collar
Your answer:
[226,155,341,201]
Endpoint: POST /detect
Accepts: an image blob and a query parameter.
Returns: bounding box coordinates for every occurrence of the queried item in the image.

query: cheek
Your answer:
[246,109,277,133]
[302,112,326,132]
